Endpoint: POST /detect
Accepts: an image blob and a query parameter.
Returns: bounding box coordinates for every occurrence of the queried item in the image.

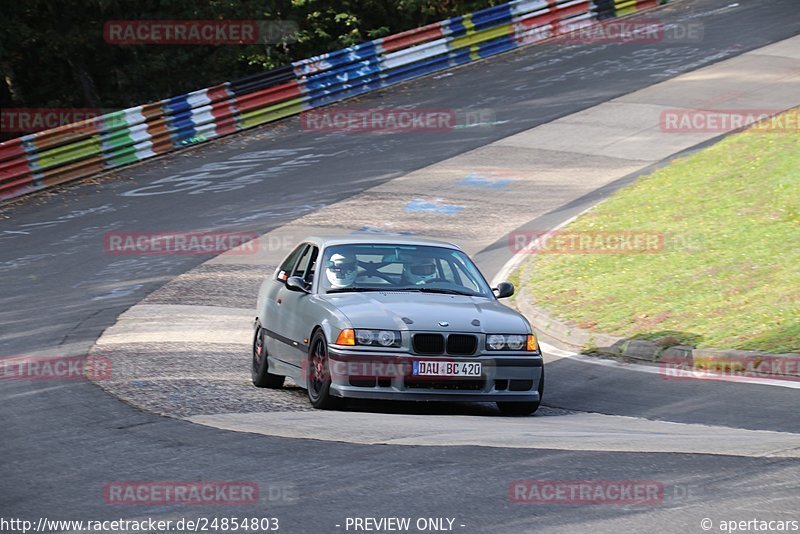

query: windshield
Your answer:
[319,244,493,297]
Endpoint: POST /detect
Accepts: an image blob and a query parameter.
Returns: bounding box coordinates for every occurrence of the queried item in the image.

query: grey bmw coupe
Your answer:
[252,236,544,415]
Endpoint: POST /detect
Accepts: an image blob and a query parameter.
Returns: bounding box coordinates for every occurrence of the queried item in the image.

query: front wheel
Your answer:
[251,325,285,388]
[306,331,344,410]
[497,367,544,416]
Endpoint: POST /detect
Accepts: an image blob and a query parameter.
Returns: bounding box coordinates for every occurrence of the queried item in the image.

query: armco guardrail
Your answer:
[0,0,661,202]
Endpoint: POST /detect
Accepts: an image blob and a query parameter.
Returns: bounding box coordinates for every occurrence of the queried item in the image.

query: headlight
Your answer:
[506,335,526,350]
[354,329,401,348]
[377,330,397,347]
[356,330,374,345]
[486,333,538,352]
[487,334,506,351]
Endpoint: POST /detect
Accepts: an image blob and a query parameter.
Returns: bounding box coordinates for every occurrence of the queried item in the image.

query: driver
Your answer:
[325,252,358,288]
[401,256,438,285]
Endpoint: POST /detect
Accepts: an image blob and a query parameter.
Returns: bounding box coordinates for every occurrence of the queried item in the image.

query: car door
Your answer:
[275,244,319,368]
[263,243,306,364]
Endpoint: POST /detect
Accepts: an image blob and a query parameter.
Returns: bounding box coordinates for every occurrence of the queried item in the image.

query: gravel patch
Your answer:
[90,341,312,417]
[144,264,272,308]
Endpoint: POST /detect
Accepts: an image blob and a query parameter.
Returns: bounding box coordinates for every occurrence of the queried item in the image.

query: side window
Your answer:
[302,246,319,283]
[276,244,306,282]
[291,246,314,278]
[306,247,319,284]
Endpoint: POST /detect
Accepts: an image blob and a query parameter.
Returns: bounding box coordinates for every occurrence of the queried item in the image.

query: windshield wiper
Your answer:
[328,287,476,296]
[396,287,475,296]
[326,287,392,294]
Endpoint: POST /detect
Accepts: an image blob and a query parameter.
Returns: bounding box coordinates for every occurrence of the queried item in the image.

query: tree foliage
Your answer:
[0,0,497,112]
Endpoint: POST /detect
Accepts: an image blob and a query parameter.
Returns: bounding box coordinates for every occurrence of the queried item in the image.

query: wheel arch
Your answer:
[314,317,344,346]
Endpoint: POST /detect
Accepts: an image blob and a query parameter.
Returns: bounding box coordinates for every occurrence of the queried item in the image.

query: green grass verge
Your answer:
[519,109,800,353]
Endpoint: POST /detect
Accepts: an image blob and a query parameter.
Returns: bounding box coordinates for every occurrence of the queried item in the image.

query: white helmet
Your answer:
[325,253,358,288]
[402,256,437,285]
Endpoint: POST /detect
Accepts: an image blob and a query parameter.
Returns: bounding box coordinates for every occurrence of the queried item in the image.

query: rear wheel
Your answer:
[497,367,544,416]
[251,325,285,388]
[307,330,344,410]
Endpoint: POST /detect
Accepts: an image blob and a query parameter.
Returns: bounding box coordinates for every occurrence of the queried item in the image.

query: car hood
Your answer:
[318,292,529,333]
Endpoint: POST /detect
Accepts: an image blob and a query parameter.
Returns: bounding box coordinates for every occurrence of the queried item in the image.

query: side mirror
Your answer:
[493,281,514,299]
[285,276,310,293]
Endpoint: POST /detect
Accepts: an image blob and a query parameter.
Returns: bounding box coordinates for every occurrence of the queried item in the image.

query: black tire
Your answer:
[497,367,544,416]
[251,325,285,388]
[306,330,344,410]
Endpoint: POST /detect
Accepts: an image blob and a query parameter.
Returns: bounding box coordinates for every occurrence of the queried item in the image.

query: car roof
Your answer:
[301,235,462,250]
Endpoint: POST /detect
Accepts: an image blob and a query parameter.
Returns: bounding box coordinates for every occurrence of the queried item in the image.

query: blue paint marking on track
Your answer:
[404,199,464,215]
[456,174,512,189]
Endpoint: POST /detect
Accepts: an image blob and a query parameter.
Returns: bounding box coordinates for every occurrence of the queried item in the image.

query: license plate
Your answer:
[412,361,482,377]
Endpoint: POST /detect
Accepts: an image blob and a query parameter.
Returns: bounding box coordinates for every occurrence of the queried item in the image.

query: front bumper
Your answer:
[326,347,542,402]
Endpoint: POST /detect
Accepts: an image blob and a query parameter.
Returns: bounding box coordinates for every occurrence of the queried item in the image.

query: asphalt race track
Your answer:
[2,1,799,532]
